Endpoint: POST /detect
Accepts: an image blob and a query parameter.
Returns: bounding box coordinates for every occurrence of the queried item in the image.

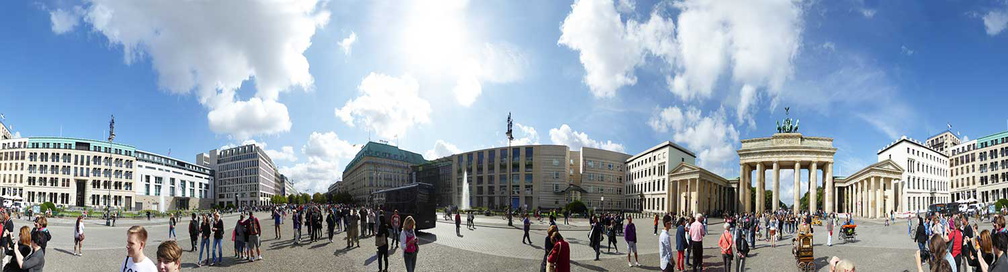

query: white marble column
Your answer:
[738,165,745,212]
[691,178,700,215]
[793,161,801,215]
[886,178,895,216]
[810,162,818,213]
[825,162,834,213]
[773,161,780,212]
[869,177,876,218]
[756,163,765,213]
[877,178,884,218]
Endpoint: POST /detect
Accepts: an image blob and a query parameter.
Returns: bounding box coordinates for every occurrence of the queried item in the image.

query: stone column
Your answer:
[773,161,780,212]
[810,162,818,213]
[825,162,834,213]
[793,161,801,215]
[886,178,895,216]
[691,178,700,215]
[739,164,748,213]
[756,163,765,213]
[877,178,884,218]
[869,177,876,218]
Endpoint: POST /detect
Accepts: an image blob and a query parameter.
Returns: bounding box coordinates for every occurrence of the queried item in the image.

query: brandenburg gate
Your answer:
[737,112,838,214]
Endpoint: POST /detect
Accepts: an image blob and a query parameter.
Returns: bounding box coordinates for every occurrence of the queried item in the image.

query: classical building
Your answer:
[624,141,696,214]
[667,163,734,215]
[738,132,837,214]
[342,141,427,205]
[204,144,280,207]
[833,160,904,217]
[877,136,950,213]
[133,150,213,211]
[0,137,136,209]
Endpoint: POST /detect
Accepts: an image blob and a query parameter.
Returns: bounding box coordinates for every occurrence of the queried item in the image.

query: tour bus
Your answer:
[372,182,437,231]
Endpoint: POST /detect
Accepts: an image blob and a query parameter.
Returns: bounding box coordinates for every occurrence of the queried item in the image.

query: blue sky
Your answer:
[3,0,1008,201]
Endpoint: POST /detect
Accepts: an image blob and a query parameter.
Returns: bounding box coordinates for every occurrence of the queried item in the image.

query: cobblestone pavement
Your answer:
[24,212,970,271]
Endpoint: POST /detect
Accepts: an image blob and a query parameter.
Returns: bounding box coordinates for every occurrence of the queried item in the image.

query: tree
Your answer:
[565,200,587,214]
[300,193,311,204]
[995,199,1008,212]
[748,188,788,212]
[270,195,287,205]
[333,192,354,204]
[312,193,325,204]
[799,187,825,212]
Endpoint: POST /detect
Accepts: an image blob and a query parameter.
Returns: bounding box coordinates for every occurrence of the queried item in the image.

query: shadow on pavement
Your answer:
[416,232,438,245]
[570,260,607,271]
[51,247,77,256]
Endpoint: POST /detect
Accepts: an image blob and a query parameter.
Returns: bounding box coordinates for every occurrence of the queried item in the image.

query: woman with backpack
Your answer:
[375,217,390,272]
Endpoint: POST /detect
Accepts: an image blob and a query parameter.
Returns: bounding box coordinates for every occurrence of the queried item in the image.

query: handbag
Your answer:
[546,242,562,272]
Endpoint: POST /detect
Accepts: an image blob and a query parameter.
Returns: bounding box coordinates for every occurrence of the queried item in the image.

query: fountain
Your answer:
[461,170,471,210]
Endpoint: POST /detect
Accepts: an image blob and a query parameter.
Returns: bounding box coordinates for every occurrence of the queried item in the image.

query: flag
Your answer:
[506,112,514,141]
[947,123,952,130]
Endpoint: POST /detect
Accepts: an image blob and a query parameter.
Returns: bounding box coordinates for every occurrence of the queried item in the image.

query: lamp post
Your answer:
[601,195,605,214]
[106,115,115,226]
[506,112,514,227]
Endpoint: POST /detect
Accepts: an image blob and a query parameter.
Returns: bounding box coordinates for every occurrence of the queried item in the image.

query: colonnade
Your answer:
[837,177,900,218]
[738,161,834,215]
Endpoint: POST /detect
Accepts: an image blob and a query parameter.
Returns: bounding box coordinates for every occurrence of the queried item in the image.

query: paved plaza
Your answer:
[20,212,948,271]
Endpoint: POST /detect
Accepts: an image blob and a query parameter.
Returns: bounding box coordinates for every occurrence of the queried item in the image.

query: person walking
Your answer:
[360,208,368,238]
[676,217,687,271]
[367,209,376,237]
[273,208,282,239]
[625,216,639,267]
[689,213,706,272]
[391,210,401,249]
[233,214,246,259]
[401,216,419,272]
[589,217,603,261]
[122,226,157,272]
[542,225,558,272]
[246,212,262,261]
[563,210,569,225]
[168,213,177,240]
[327,210,336,243]
[826,215,834,247]
[346,209,360,248]
[769,216,778,248]
[375,217,390,272]
[659,215,674,272]
[654,214,660,235]
[735,223,749,272]
[547,232,571,272]
[455,211,462,236]
[523,214,533,244]
[718,223,734,272]
[188,214,199,252]
[606,220,619,253]
[211,212,224,266]
[198,214,211,267]
[73,215,85,256]
[293,209,303,244]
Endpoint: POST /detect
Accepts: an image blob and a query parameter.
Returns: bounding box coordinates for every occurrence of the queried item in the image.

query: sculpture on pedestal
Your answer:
[776,107,800,133]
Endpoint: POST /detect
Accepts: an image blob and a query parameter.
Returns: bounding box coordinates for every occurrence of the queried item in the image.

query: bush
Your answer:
[996,199,1008,212]
[40,202,57,214]
[565,200,587,214]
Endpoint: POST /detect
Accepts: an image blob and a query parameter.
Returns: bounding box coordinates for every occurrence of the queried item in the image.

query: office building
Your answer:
[133,150,213,211]
[578,147,630,211]
[624,141,696,214]
[204,144,280,207]
[877,136,950,212]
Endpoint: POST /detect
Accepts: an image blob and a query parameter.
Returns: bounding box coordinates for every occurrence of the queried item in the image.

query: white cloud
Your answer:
[49,7,82,34]
[339,31,357,56]
[335,73,431,139]
[302,131,359,159]
[425,140,462,160]
[265,146,298,162]
[901,45,915,56]
[52,0,330,139]
[12,132,21,139]
[820,42,836,52]
[648,106,739,175]
[510,123,541,146]
[558,0,674,97]
[548,124,625,153]
[280,131,360,194]
[452,43,529,107]
[616,0,636,14]
[207,98,292,139]
[983,9,1008,36]
[559,0,802,124]
[736,84,758,126]
[860,9,876,18]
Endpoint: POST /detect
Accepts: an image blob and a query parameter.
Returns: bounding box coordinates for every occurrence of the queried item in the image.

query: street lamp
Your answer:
[506,112,514,227]
[601,195,605,214]
[106,115,115,227]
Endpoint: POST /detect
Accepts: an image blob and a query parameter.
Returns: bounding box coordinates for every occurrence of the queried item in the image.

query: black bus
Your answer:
[373,182,437,231]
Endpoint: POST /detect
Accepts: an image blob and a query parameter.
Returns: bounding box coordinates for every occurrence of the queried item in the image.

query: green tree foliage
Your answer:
[748,188,789,212]
[312,192,326,204]
[270,195,287,205]
[565,200,587,214]
[995,199,1008,212]
[333,192,355,204]
[799,187,825,212]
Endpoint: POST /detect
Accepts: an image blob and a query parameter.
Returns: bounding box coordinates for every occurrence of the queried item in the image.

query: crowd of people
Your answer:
[911,211,1008,272]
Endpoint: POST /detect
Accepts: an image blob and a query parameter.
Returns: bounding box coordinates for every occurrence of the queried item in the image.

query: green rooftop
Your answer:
[343,141,427,172]
[977,131,1008,147]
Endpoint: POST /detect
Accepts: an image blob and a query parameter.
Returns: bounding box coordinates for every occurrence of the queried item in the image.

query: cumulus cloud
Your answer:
[425,140,462,160]
[560,0,802,124]
[558,0,675,97]
[737,84,759,126]
[279,131,360,194]
[49,7,82,34]
[266,146,298,162]
[340,31,357,56]
[335,73,431,140]
[509,123,541,146]
[983,9,1008,36]
[50,0,330,139]
[648,106,739,175]
[549,124,625,153]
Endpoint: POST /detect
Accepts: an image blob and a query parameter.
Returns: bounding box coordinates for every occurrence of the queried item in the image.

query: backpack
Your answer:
[736,234,749,255]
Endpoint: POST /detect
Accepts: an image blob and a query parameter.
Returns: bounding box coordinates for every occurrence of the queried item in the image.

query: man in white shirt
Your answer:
[124,226,158,272]
[659,215,674,272]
